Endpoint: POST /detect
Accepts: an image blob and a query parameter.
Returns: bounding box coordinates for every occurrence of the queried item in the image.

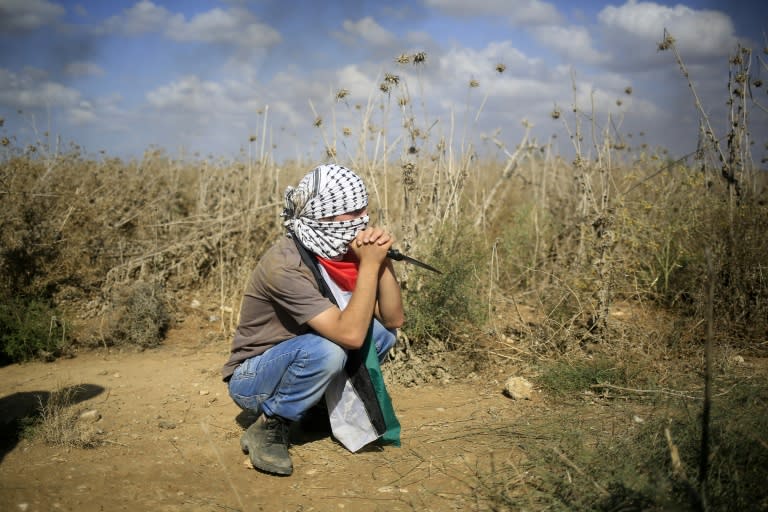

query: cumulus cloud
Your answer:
[101,0,172,35]
[146,75,235,112]
[598,0,738,65]
[425,0,563,26]
[531,25,607,65]
[0,68,80,109]
[0,0,65,32]
[340,17,397,47]
[100,1,281,49]
[166,7,281,48]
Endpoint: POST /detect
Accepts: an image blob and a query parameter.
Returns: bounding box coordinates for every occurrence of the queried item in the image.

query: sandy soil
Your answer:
[0,318,538,512]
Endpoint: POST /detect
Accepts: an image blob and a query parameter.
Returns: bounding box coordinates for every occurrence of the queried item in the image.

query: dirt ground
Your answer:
[0,317,548,512]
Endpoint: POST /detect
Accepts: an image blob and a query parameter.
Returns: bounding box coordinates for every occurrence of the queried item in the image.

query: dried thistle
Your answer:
[326,145,336,158]
[469,79,480,88]
[336,88,350,101]
[401,162,416,190]
[657,33,675,51]
[616,99,623,106]
[412,51,427,65]
[753,79,763,88]
[1,137,9,146]
[342,127,352,136]
[0,116,4,127]
[625,86,633,95]
[550,107,561,120]
[495,63,506,74]
[380,82,390,93]
[313,116,323,127]
[398,96,409,107]
[395,53,411,65]
[384,73,400,85]
[248,135,257,142]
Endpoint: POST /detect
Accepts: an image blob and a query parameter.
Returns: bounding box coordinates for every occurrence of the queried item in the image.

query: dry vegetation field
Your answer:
[1,44,767,511]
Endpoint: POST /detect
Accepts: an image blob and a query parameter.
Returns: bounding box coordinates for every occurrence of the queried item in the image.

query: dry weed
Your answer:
[36,384,101,449]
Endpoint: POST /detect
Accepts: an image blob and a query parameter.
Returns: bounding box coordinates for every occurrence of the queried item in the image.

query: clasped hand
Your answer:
[349,227,395,265]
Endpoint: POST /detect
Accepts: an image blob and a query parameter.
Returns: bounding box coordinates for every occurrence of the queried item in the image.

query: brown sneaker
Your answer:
[240,415,293,476]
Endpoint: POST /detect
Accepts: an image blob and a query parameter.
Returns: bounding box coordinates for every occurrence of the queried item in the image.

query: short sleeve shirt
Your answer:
[221,235,334,380]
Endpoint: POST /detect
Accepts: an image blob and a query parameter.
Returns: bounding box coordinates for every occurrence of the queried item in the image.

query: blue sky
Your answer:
[0,0,765,163]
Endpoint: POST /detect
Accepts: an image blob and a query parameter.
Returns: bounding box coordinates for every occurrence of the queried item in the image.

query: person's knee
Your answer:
[312,339,347,375]
[372,320,397,356]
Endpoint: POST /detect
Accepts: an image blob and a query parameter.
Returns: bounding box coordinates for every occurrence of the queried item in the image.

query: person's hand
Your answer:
[349,227,394,266]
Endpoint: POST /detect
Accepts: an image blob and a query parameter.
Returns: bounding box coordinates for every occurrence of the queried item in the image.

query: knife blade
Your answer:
[387,249,442,274]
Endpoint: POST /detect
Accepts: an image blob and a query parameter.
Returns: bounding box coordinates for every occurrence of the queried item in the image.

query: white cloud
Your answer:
[341,17,397,47]
[424,0,563,26]
[68,100,97,125]
[146,75,234,112]
[531,25,607,65]
[0,68,80,109]
[598,0,738,60]
[0,0,65,32]
[100,2,281,49]
[166,7,281,48]
[101,0,172,35]
[438,41,545,82]
[335,65,380,101]
[64,61,105,78]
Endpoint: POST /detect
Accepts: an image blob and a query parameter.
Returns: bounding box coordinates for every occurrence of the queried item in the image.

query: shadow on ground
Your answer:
[0,383,104,463]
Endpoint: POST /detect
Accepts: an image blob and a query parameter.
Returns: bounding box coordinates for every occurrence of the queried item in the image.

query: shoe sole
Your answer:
[240,433,293,476]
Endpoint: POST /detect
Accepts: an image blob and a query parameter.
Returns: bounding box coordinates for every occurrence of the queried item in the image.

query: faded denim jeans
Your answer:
[228,319,396,422]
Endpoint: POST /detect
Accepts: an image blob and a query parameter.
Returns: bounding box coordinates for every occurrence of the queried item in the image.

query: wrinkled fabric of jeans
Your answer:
[228,319,396,422]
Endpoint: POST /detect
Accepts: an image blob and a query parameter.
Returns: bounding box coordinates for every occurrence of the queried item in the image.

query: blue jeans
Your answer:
[228,320,396,422]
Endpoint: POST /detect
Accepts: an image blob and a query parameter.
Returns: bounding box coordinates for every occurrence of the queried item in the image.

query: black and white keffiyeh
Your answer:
[282,164,369,259]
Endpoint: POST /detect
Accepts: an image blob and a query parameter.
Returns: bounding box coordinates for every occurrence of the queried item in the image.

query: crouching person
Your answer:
[221,164,404,476]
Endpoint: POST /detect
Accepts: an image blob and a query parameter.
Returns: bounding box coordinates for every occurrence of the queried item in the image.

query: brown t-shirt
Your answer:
[221,235,334,381]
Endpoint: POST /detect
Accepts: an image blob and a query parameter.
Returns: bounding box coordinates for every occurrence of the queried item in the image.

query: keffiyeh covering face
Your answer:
[282,164,369,259]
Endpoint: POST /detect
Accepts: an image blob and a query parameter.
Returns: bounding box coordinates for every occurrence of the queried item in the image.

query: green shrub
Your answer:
[403,228,487,343]
[537,357,629,397]
[0,297,67,363]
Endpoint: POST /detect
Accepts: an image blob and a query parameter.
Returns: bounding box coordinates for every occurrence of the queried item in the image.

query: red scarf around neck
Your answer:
[317,253,359,292]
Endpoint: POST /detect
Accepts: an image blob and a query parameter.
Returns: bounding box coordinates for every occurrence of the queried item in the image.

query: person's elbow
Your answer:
[382,313,405,330]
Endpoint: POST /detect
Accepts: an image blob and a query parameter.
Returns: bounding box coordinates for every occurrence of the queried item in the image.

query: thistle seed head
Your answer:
[412,51,427,65]
[395,53,411,65]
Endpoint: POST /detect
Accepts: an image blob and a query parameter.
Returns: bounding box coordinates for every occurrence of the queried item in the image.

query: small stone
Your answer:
[732,355,745,365]
[17,504,28,511]
[199,390,210,396]
[79,409,101,422]
[633,415,645,424]
[503,376,533,400]
[97,370,109,376]
[158,420,176,430]
[190,299,201,308]
[112,372,121,378]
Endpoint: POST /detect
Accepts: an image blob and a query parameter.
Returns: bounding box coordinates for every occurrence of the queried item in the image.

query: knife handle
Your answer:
[386,249,405,261]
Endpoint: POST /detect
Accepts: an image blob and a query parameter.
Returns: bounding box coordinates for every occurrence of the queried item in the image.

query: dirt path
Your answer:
[0,321,537,512]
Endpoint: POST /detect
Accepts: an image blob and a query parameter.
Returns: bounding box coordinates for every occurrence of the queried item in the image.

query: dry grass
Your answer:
[0,41,766,509]
[35,384,101,449]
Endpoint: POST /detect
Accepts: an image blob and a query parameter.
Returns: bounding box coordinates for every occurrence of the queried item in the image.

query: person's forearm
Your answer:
[376,261,405,329]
